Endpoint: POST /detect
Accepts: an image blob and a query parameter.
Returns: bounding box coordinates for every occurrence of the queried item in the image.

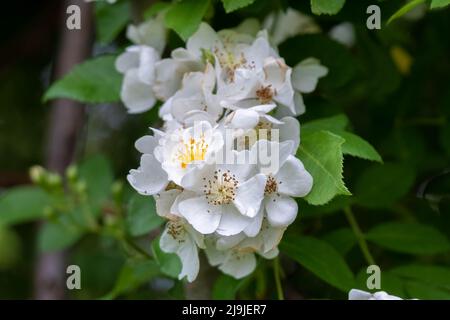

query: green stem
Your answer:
[273,257,284,300]
[123,236,152,259]
[344,206,376,266]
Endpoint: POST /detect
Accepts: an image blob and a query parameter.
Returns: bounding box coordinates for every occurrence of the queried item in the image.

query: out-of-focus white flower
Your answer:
[329,22,356,48]
[348,289,404,300]
[115,17,167,114]
[263,8,320,46]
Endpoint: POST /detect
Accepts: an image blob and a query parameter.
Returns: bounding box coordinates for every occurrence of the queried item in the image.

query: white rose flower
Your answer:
[155,121,224,185]
[177,153,267,235]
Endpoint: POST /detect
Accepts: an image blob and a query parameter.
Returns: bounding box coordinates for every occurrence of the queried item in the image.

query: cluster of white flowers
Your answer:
[117,16,328,281]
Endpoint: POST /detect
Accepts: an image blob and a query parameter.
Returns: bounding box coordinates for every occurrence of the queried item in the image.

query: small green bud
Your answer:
[66,165,78,182]
[29,166,46,185]
[75,180,87,194]
[46,173,62,188]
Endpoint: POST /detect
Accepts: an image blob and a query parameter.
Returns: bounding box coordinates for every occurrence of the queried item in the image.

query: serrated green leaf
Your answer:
[355,163,415,208]
[311,0,346,15]
[95,1,130,44]
[366,222,450,255]
[164,0,210,41]
[281,235,355,292]
[0,186,50,226]
[127,194,163,237]
[44,56,121,103]
[298,130,350,205]
[431,0,450,9]
[221,0,256,13]
[38,221,83,252]
[405,281,450,299]
[103,258,160,299]
[143,2,170,19]
[302,114,349,133]
[338,131,382,162]
[151,237,181,279]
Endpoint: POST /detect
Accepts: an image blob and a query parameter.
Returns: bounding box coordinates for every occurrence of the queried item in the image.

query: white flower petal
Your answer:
[276,156,313,197]
[234,174,266,218]
[292,58,328,93]
[187,22,220,59]
[265,195,298,227]
[275,117,300,151]
[219,251,256,279]
[155,189,181,218]
[217,205,252,236]
[127,154,168,195]
[115,48,139,73]
[243,206,264,237]
[229,109,260,130]
[178,196,221,234]
[121,69,156,113]
[135,135,158,154]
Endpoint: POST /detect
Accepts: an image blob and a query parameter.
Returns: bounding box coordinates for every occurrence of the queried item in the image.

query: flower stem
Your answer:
[344,206,376,266]
[273,257,284,300]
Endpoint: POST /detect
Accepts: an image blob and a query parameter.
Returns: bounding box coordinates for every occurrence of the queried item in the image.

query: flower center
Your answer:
[203,169,238,205]
[176,136,208,169]
[264,175,278,195]
[167,219,185,242]
[214,48,249,82]
[256,85,275,104]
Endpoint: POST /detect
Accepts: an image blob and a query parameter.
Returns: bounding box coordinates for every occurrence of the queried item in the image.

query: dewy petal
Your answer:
[275,155,313,197]
[178,196,222,234]
[292,57,328,93]
[134,135,158,154]
[216,205,252,236]
[127,154,168,196]
[219,251,257,279]
[265,195,298,227]
[121,69,156,113]
[233,174,267,218]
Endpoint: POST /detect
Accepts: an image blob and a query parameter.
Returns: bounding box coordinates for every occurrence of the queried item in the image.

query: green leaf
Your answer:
[44,55,121,104]
[104,258,160,299]
[354,163,415,208]
[301,114,349,134]
[338,131,382,162]
[151,237,181,279]
[405,281,450,299]
[298,130,351,205]
[390,265,450,288]
[431,0,450,9]
[280,235,355,292]
[95,1,130,44]
[164,0,210,41]
[79,154,114,208]
[323,228,356,256]
[0,226,21,270]
[212,274,245,299]
[143,2,171,19]
[0,186,50,226]
[366,222,450,255]
[388,0,426,24]
[311,0,346,15]
[38,221,83,252]
[127,194,163,237]
[221,0,256,13]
